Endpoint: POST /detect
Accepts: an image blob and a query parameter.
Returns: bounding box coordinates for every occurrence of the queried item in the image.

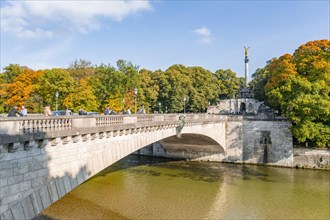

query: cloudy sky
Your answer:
[1,0,329,78]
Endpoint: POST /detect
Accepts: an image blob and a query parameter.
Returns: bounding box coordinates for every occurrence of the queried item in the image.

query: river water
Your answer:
[39,155,329,220]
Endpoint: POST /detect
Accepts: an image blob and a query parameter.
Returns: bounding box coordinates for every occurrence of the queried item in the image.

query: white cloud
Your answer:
[0,0,152,38]
[192,26,213,44]
[193,27,211,37]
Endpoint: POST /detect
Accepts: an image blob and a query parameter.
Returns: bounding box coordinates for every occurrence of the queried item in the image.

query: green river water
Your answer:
[39,155,329,220]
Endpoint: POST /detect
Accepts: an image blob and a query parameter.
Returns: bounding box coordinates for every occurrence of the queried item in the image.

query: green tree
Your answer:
[187,66,219,112]
[249,60,274,104]
[90,60,140,112]
[90,64,121,111]
[1,64,26,83]
[161,65,191,113]
[68,59,95,81]
[63,79,99,112]
[138,69,160,113]
[214,69,242,99]
[36,68,76,110]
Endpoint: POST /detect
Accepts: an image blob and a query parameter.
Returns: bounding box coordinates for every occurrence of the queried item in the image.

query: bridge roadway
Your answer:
[0,114,293,219]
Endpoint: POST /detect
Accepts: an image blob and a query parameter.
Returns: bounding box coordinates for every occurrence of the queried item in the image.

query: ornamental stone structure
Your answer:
[0,114,293,219]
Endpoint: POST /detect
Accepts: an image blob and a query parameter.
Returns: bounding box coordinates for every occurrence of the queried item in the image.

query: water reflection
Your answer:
[39,155,329,220]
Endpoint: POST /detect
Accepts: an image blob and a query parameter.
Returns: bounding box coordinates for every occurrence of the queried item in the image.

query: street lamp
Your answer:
[55,91,59,111]
[165,106,168,114]
[183,96,186,114]
[134,87,138,114]
[122,99,125,110]
[158,102,161,114]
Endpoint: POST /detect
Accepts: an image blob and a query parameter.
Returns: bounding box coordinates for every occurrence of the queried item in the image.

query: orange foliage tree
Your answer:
[2,69,43,111]
[251,39,330,147]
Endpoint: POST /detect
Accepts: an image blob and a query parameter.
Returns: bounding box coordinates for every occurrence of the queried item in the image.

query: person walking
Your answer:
[20,106,27,116]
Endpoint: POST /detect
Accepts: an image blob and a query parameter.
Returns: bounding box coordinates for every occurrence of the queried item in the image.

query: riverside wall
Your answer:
[293,148,330,170]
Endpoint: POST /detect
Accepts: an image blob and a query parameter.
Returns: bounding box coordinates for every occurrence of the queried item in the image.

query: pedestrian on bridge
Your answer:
[44,105,52,116]
[20,106,27,116]
[104,106,110,115]
[7,106,22,117]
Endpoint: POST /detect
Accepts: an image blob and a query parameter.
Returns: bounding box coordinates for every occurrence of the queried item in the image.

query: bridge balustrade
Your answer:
[0,114,231,135]
[96,115,124,126]
[19,118,72,133]
[0,114,231,150]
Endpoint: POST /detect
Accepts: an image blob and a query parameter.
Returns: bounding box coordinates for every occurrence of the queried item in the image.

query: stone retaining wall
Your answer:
[293,148,330,170]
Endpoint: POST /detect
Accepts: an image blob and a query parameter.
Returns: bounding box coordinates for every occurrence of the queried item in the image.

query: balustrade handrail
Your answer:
[0,114,233,136]
[19,118,73,133]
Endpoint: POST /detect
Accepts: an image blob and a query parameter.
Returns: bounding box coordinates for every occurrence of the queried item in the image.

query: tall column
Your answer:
[244,47,250,87]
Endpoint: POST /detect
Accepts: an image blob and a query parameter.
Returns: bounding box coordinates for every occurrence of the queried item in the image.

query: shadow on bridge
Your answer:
[0,131,96,220]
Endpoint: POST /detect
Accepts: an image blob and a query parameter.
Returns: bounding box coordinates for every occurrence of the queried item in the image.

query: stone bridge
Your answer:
[0,114,293,219]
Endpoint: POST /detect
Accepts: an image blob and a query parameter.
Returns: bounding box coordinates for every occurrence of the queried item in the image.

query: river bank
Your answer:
[137,142,330,170]
[293,147,330,170]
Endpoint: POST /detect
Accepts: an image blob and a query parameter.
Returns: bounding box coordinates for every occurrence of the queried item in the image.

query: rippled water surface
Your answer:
[40,155,329,219]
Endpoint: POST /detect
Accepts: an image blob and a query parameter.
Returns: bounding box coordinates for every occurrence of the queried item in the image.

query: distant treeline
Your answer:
[0,60,244,114]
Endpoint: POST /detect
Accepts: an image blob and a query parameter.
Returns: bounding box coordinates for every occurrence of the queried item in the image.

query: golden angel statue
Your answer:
[244,46,250,56]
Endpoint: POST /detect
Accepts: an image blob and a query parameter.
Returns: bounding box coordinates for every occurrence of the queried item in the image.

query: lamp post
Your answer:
[165,106,168,114]
[134,87,138,114]
[183,96,186,114]
[55,91,59,111]
[158,102,161,114]
[122,99,125,110]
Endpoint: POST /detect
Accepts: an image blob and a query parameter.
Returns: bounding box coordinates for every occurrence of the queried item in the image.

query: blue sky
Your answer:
[1,0,329,78]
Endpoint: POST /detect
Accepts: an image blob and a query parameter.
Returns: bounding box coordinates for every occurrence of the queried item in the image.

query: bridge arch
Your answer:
[141,133,226,161]
[100,121,228,165]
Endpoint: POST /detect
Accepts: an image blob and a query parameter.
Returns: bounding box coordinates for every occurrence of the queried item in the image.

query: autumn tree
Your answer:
[1,68,43,112]
[0,64,27,112]
[251,39,330,147]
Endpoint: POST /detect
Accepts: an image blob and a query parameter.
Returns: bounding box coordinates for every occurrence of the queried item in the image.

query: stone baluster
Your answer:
[19,120,25,133]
